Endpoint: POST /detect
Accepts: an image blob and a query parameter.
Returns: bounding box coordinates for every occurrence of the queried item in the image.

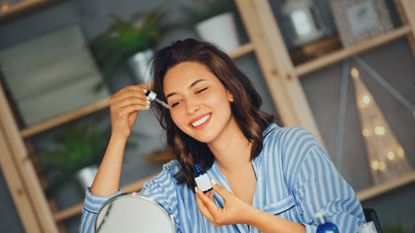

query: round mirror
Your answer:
[95,192,176,233]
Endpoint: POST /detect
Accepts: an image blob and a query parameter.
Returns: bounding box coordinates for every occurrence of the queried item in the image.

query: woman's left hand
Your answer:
[195,182,257,226]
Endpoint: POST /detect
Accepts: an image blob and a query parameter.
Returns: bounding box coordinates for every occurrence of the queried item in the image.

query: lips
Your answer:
[189,113,211,129]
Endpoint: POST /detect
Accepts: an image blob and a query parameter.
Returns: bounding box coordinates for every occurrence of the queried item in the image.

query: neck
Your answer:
[208,117,252,173]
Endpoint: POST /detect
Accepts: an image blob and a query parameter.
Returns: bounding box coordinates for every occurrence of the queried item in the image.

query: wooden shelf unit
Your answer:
[1,0,415,232]
[294,25,412,77]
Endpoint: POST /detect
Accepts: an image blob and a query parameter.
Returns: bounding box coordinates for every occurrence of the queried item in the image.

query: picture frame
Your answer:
[330,0,394,47]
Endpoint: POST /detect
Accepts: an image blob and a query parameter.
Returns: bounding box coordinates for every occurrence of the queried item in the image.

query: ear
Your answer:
[227,91,234,102]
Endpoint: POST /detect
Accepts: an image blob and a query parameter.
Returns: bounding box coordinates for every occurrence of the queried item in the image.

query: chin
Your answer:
[191,134,216,144]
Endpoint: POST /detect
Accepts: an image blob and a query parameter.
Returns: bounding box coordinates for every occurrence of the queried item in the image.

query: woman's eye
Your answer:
[195,87,208,94]
[171,100,182,108]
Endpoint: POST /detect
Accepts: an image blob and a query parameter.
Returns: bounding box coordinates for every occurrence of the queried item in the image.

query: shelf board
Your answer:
[228,42,254,59]
[54,174,155,222]
[0,0,60,23]
[20,97,109,138]
[357,171,415,201]
[295,25,412,77]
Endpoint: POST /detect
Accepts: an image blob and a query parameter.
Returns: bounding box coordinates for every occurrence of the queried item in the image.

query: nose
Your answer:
[185,100,200,115]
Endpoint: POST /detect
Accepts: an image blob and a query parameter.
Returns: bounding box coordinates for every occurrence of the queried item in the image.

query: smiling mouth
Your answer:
[190,113,211,128]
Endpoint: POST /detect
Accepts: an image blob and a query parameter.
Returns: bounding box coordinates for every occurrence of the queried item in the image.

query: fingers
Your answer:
[110,86,148,105]
[114,97,150,109]
[206,190,214,200]
[195,188,215,223]
[195,187,223,222]
[115,85,146,96]
[211,182,231,200]
[109,86,150,112]
[118,104,149,115]
[111,101,149,117]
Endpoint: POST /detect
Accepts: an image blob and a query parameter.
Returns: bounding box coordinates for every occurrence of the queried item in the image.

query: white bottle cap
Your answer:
[145,89,157,101]
[195,174,212,192]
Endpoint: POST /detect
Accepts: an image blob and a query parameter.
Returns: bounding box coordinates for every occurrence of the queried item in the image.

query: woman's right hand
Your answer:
[109,85,150,140]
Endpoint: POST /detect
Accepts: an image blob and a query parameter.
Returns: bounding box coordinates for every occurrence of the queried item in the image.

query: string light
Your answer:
[1,0,10,12]
[351,67,359,79]
[362,128,372,137]
[374,126,385,135]
[387,151,395,161]
[351,66,412,184]
[396,146,405,158]
[371,160,380,170]
[378,161,386,171]
[362,95,370,105]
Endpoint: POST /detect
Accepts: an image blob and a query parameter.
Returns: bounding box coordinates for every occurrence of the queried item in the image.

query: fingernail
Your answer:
[142,88,147,93]
[194,187,198,193]
[146,100,151,105]
[211,180,217,185]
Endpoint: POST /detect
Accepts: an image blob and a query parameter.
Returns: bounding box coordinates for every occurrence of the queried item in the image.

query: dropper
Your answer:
[144,88,171,110]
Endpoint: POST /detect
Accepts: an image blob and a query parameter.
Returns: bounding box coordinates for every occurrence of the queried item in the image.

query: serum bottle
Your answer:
[315,210,339,233]
[193,163,213,193]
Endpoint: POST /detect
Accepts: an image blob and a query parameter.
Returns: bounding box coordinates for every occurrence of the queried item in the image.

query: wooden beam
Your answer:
[21,97,109,138]
[0,125,42,233]
[394,0,415,56]
[0,0,61,23]
[358,171,415,201]
[235,0,322,142]
[0,83,59,233]
[54,174,155,222]
[295,26,411,76]
[228,42,254,59]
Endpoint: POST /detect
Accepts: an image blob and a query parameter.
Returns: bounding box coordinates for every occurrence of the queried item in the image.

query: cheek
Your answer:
[212,95,231,111]
[170,111,186,129]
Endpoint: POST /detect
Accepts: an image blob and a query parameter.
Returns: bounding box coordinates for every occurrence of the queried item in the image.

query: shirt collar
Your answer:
[263,123,278,137]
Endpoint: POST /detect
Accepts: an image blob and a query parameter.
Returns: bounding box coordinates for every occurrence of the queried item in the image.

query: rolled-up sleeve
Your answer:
[293,141,365,232]
[79,188,121,233]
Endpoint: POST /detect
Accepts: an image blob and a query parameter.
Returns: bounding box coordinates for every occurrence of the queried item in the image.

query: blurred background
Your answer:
[0,0,414,232]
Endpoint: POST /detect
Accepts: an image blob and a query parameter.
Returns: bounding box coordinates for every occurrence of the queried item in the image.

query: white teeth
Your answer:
[191,115,210,127]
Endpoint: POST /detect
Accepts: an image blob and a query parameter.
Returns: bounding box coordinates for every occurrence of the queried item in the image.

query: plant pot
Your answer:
[75,165,98,191]
[195,12,240,52]
[127,49,154,84]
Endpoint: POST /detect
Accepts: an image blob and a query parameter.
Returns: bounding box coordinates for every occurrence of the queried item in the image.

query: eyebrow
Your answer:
[165,79,208,100]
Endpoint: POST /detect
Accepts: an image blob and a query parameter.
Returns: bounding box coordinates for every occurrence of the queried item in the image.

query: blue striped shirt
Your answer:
[80,124,365,233]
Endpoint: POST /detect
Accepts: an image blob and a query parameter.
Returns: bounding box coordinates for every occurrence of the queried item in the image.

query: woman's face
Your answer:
[163,61,234,144]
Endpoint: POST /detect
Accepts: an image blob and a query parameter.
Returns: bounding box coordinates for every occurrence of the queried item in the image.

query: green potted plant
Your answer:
[37,121,109,194]
[383,222,415,233]
[182,0,240,52]
[90,9,169,87]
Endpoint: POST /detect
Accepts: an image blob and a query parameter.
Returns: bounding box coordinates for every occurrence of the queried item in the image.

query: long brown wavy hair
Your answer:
[151,39,275,189]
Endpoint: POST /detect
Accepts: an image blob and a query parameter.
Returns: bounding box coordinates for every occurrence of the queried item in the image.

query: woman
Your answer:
[80,39,365,233]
